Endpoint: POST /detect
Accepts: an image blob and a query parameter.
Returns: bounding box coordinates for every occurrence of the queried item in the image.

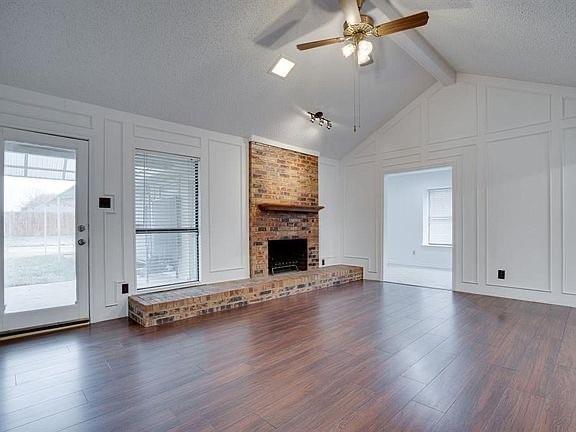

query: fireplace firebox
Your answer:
[268,239,308,275]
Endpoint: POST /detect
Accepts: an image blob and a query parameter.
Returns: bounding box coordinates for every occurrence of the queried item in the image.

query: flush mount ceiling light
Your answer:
[308,111,332,130]
[269,57,295,78]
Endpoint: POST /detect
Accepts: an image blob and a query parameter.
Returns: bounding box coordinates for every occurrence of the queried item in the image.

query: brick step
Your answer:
[129,265,363,327]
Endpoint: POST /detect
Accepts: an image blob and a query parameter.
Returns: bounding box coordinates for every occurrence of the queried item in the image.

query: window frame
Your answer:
[423,187,453,247]
[133,147,201,293]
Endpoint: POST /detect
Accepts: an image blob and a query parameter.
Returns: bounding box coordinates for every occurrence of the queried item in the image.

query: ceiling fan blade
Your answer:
[339,0,361,25]
[373,11,429,37]
[297,36,347,50]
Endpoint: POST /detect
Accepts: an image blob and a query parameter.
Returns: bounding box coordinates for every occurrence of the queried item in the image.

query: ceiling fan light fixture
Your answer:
[357,39,373,57]
[358,53,373,66]
[342,43,356,58]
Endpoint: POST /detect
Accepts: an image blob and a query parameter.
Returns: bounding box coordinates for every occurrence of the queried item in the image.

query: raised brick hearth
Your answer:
[129,265,362,327]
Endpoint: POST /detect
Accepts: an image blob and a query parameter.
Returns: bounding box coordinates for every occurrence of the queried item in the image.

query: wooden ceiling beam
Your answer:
[370,0,456,85]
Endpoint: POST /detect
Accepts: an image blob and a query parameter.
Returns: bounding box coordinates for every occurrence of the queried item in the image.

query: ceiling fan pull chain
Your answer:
[358,60,361,131]
[356,52,361,132]
[353,49,358,133]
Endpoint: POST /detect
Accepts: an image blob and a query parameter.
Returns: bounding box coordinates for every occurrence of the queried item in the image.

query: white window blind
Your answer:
[427,188,452,246]
[135,150,199,290]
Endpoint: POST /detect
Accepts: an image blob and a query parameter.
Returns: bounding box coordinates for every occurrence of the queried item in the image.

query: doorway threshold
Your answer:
[0,319,89,341]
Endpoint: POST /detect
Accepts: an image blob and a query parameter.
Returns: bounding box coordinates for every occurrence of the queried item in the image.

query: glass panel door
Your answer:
[1,128,89,333]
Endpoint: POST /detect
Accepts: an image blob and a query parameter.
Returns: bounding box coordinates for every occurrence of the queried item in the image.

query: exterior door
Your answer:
[0,128,89,333]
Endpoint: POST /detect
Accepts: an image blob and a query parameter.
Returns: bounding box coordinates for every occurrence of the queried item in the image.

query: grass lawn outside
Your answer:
[4,254,75,287]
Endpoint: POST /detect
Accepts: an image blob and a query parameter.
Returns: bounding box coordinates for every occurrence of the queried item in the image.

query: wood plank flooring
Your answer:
[2,280,576,431]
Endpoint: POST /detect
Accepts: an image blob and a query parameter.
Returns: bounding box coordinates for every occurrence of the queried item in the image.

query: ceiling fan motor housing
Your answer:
[343,14,374,37]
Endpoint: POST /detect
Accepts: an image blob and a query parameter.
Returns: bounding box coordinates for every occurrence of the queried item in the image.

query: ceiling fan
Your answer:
[297,0,429,66]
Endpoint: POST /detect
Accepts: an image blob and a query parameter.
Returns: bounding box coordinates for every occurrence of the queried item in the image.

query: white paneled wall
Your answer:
[564,98,576,120]
[207,139,248,277]
[340,74,576,307]
[564,128,576,295]
[0,84,249,322]
[319,158,343,267]
[485,132,551,292]
[344,162,380,277]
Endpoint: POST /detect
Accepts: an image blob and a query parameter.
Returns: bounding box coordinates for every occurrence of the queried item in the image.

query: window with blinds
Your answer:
[426,188,452,246]
[134,150,199,290]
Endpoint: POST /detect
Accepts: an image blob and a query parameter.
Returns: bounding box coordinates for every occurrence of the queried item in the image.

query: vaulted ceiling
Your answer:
[0,0,435,158]
[390,0,576,87]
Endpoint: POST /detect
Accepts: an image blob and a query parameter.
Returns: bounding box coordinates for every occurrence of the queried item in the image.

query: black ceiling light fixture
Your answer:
[307,111,332,130]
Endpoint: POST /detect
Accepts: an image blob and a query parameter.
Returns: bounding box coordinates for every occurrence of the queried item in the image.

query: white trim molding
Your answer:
[249,135,320,157]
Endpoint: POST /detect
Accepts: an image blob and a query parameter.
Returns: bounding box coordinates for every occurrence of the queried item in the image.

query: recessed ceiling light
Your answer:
[269,57,295,78]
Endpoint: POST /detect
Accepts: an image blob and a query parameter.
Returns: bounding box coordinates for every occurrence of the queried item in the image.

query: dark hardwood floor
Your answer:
[2,280,576,431]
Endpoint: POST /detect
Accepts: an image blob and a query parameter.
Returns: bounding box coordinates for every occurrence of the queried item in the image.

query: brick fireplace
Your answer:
[249,141,320,277]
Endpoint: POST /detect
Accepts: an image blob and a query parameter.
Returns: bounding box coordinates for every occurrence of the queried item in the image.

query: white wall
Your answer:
[340,73,576,307]
[0,84,249,323]
[319,157,343,267]
[384,168,452,270]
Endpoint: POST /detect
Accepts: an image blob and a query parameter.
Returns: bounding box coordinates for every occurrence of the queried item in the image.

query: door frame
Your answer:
[0,127,90,333]
[380,161,459,291]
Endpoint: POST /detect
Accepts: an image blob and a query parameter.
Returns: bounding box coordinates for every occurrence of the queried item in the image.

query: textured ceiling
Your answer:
[0,0,436,159]
[391,0,576,87]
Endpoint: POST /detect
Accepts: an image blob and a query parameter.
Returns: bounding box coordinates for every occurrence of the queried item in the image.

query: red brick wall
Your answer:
[249,142,319,277]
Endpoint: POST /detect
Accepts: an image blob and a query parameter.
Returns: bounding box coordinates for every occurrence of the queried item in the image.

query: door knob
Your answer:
[77,239,87,246]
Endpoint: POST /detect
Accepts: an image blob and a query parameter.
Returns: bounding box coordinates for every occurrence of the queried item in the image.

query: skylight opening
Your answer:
[269,57,295,78]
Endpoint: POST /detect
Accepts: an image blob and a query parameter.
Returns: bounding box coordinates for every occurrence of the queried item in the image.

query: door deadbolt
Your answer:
[78,225,86,232]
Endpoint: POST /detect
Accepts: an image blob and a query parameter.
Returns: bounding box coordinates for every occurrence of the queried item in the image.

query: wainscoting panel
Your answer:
[486,86,551,133]
[103,119,124,307]
[563,97,576,120]
[563,128,576,294]
[0,96,93,129]
[208,139,245,273]
[485,132,551,292]
[319,158,342,263]
[460,148,479,284]
[358,106,422,157]
[427,82,478,144]
[133,124,202,148]
[343,162,378,275]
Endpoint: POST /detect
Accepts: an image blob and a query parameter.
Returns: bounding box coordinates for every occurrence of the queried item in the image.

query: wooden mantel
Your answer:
[257,203,324,213]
